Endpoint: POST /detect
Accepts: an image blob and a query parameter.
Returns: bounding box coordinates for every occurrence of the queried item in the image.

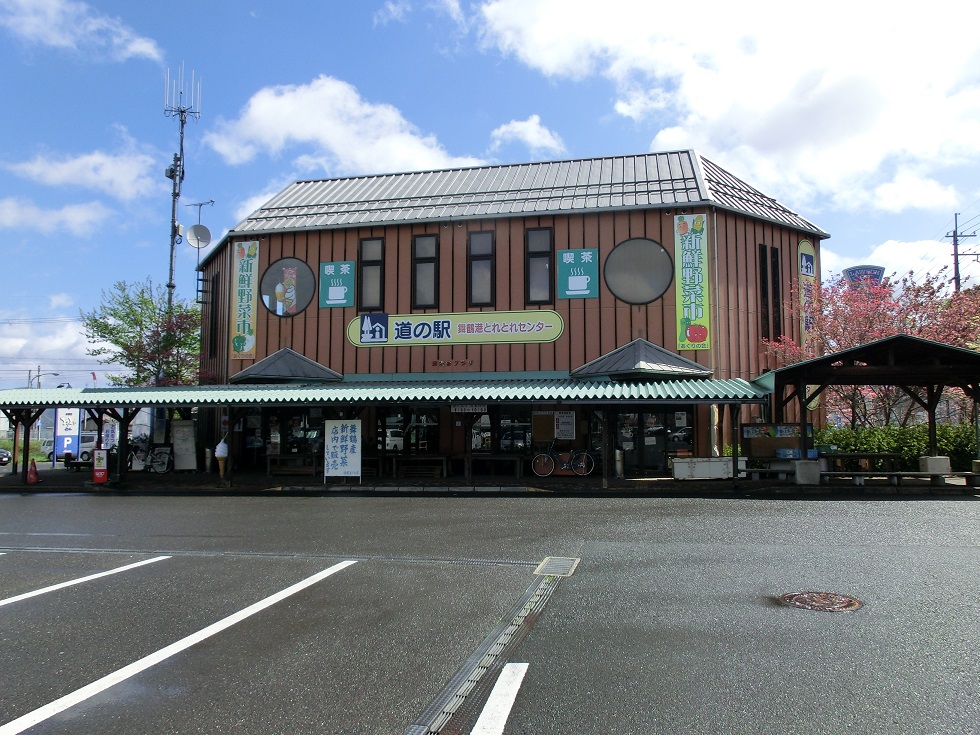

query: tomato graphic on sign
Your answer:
[685,324,708,343]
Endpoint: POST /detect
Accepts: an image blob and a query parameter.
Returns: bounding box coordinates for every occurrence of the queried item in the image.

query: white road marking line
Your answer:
[470,663,529,735]
[0,559,357,735]
[0,556,171,608]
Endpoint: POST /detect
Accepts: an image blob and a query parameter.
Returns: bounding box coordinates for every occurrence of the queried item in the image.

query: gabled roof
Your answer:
[214,151,825,257]
[571,338,712,379]
[768,335,980,391]
[229,348,342,384]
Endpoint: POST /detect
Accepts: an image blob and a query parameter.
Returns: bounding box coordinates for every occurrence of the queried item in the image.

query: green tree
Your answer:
[80,279,201,387]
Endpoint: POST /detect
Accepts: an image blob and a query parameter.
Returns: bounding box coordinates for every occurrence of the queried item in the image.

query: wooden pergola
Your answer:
[766,335,980,455]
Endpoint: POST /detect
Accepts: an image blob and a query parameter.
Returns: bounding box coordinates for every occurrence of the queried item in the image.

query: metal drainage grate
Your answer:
[534,556,580,577]
[778,591,862,612]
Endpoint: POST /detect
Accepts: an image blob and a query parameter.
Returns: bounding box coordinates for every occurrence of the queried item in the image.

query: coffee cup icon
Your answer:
[567,274,590,292]
[328,285,348,302]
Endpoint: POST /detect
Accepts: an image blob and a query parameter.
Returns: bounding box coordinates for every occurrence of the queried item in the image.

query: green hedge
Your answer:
[814,424,979,471]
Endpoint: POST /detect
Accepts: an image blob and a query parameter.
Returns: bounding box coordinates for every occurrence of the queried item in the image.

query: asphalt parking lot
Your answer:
[0,487,977,734]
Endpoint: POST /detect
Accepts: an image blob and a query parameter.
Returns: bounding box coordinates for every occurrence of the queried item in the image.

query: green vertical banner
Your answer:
[230,240,260,360]
[675,215,710,350]
[798,240,816,350]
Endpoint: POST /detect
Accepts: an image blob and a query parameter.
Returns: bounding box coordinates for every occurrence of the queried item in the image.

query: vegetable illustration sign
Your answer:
[675,215,711,351]
[230,240,259,360]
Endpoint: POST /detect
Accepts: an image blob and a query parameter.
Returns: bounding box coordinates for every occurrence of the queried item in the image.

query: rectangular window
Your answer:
[358,238,384,311]
[758,244,770,341]
[525,228,553,304]
[770,247,783,341]
[467,231,495,307]
[412,234,438,309]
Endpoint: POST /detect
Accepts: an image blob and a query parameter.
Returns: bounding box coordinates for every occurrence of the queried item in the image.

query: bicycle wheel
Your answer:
[572,451,595,476]
[151,452,172,473]
[531,452,555,477]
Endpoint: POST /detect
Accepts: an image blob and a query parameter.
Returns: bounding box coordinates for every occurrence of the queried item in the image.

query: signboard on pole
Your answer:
[324,420,361,479]
[55,408,81,463]
[92,449,109,484]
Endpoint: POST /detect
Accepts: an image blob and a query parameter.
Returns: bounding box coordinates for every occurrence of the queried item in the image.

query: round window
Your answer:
[260,258,316,316]
[603,238,674,304]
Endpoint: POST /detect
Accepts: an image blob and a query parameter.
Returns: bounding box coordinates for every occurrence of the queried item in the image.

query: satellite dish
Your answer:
[186,224,212,249]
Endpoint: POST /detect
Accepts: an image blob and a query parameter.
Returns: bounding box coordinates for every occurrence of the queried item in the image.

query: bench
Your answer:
[738,459,797,481]
[820,471,980,488]
[400,464,442,478]
[456,453,525,478]
[65,460,94,473]
[267,453,320,476]
[392,455,447,478]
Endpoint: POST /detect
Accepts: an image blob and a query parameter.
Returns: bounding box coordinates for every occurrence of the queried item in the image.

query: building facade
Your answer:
[198,150,826,478]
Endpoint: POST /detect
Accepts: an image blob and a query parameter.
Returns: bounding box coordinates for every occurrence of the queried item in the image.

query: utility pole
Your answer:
[946,212,977,292]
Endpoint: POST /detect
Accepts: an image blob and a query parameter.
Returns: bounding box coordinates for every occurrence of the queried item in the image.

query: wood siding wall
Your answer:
[199,208,820,384]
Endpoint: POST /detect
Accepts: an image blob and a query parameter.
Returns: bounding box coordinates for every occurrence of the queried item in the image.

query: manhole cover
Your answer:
[778,591,862,612]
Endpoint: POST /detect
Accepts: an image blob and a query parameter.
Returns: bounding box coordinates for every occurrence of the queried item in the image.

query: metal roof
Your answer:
[0,377,768,411]
[220,150,826,246]
[572,338,713,379]
[230,348,342,384]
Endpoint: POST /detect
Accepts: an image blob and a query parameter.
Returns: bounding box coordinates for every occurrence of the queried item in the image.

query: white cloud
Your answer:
[7,145,159,201]
[474,0,980,216]
[0,196,112,235]
[233,183,290,224]
[48,293,73,309]
[0,0,163,62]
[373,0,411,25]
[821,239,956,283]
[490,114,565,157]
[204,75,483,176]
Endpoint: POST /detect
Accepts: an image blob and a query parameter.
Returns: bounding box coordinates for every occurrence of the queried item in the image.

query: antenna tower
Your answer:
[164,66,202,312]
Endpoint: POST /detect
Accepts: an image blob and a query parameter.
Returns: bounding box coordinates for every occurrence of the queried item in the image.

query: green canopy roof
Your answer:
[0,376,768,411]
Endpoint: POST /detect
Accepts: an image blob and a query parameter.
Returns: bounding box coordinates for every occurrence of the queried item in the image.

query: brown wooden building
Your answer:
[197,150,826,479]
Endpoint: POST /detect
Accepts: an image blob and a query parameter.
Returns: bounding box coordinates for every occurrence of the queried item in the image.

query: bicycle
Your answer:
[531,441,595,477]
[129,445,173,473]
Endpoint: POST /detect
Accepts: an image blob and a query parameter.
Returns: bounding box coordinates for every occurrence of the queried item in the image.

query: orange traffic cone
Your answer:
[27,459,40,485]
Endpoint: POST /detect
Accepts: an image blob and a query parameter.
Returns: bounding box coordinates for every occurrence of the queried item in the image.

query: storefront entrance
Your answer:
[617,410,694,475]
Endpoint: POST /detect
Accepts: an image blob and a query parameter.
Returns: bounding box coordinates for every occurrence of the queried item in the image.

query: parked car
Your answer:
[668,426,693,447]
[0,447,11,466]
[379,428,404,451]
[500,430,530,452]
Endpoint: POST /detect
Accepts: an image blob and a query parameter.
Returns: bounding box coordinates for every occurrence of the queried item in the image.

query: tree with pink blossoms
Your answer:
[765,269,980,428]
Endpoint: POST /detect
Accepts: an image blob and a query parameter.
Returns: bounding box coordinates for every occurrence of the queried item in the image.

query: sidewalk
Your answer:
[2,461,977,499]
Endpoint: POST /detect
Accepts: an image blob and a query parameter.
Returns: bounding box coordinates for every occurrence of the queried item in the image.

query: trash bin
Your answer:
[615,450,625,479]
[63,451,73,468]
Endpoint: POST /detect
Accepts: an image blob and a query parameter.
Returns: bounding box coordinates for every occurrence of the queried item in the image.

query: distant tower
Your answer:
[164,66,202,312]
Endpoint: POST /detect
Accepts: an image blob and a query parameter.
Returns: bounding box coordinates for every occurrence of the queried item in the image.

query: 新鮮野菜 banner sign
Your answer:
[348,310,564,347]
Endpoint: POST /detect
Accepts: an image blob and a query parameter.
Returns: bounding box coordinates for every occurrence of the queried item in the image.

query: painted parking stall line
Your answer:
[0,559,358,735]
[471,663,529,735]
[0,556,171,609]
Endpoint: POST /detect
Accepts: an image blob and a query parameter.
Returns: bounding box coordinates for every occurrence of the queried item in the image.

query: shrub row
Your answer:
[814,424,979,472]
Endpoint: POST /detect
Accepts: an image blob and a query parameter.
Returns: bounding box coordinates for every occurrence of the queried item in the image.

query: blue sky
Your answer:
[1,0,979,389]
